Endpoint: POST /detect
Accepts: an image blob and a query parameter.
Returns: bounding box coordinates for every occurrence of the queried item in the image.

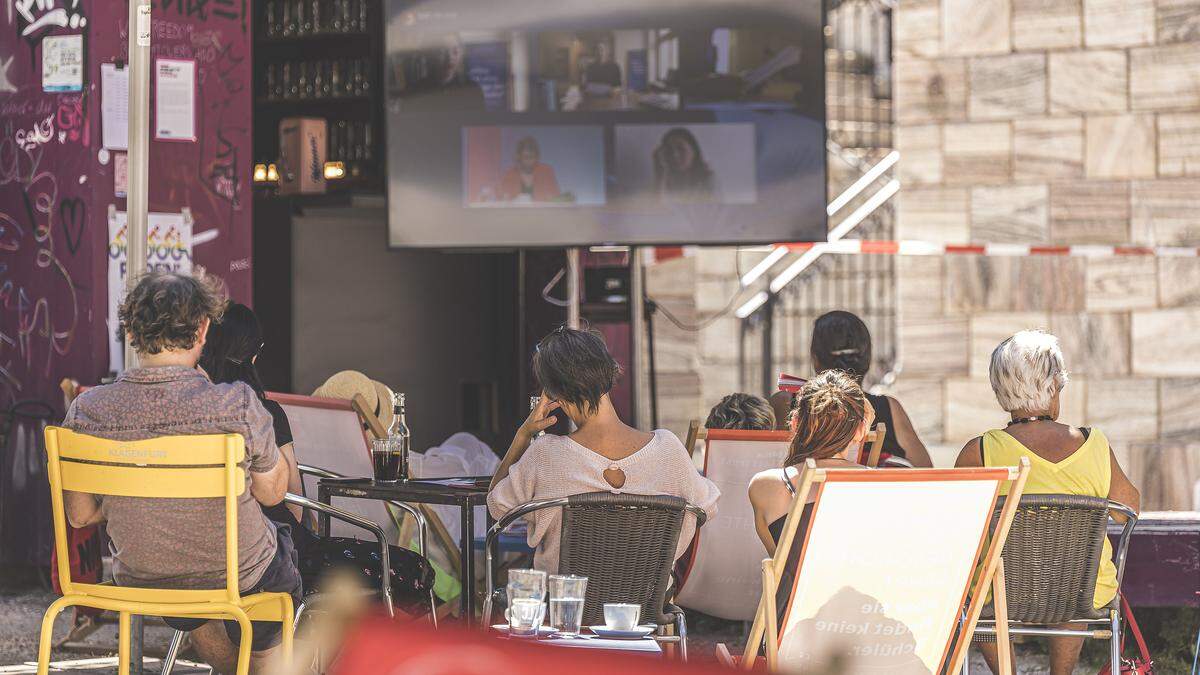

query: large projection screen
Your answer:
[385,0,826,248]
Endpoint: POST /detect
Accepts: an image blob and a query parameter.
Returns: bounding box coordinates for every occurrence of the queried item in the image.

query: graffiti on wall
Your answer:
[0,128,83,404]
[0,1,91,409]
[13,0,88,44]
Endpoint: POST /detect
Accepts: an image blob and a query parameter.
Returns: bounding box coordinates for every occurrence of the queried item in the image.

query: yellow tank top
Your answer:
[982,427,1117,609]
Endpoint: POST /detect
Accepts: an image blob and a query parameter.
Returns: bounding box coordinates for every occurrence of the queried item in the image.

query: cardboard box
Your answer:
[278,117,327,194]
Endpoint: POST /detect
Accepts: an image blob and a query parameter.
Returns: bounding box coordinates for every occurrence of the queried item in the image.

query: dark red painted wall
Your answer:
[0,0,252,414]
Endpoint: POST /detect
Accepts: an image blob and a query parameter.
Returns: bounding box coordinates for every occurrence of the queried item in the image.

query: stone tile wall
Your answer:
[640,0,1200,511]
[893,0,1200,509]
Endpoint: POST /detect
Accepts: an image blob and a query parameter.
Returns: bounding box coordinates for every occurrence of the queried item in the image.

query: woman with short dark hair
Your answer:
[807,310,932,467]
[488,326,720,573]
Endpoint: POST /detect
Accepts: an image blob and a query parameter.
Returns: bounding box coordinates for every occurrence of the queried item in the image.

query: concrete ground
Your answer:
[2,587,1097,674]
[0,586,202,673]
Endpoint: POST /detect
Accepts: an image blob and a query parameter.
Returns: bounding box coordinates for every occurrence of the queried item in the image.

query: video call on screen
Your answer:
[385,0,826,248]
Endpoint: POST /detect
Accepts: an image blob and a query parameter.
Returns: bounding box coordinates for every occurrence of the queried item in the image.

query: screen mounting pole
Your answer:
[123,0,152,372]
[629,247,645,428]
[566,247,581,330]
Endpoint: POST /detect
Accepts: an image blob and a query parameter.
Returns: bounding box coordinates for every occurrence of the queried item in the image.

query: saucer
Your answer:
[588,624,656,639]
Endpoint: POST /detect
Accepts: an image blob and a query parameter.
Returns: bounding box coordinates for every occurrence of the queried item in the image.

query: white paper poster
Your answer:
[107,210,194,370]
[101,63,130,150]
[154,59,196,142]
[42,34,84,92]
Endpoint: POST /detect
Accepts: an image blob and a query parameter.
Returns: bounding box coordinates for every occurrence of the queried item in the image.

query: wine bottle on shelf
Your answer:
[387,393,411,481]
[297,0,312,34]
[265,0,279,36]
[311,0,323,33]
[282,0,296,35]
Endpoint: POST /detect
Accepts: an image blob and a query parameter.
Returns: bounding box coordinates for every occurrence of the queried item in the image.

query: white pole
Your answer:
[566,247,580,330]
[123,0,152,370]
[629,247,645,428]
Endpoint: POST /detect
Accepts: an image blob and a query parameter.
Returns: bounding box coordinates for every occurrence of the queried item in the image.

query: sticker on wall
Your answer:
[154,59,196,142]
[114,152,128,197]
[42,34,84,92]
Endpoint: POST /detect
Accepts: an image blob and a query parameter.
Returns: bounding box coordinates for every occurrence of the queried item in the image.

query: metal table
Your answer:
[489,626,663,657]
[317,477,490,621]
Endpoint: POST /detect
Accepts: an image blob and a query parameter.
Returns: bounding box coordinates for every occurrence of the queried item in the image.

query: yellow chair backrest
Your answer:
[44,427,247,604]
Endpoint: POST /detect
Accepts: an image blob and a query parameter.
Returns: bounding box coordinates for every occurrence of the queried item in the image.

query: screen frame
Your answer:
[383,0,829,250]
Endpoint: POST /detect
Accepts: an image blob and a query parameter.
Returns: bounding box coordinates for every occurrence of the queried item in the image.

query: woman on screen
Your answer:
[497,136,563,202]
[653,127,715,202]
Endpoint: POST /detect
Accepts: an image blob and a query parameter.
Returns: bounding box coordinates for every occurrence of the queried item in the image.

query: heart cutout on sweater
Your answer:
[603,465,626,489]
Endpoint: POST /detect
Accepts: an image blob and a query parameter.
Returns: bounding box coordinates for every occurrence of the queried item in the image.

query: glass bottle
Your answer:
[387,393,411,481]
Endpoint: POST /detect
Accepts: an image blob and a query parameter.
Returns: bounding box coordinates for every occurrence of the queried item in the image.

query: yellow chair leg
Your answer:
[233,612,253,675]
[37,596,74,675]
[281,595,296,668]
[117,612,132,675]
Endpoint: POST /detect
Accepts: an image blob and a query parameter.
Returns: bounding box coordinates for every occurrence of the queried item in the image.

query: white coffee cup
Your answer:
[603,603,641,631]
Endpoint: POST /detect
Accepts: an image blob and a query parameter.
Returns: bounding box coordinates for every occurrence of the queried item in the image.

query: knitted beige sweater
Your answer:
[487,429,721,573]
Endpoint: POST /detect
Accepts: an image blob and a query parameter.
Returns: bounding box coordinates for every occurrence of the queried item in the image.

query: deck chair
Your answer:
[686,419,887,468]
[265,393,397,540]
[740,459,1031,674]
[675,428,792,620]
[267,392,462,613]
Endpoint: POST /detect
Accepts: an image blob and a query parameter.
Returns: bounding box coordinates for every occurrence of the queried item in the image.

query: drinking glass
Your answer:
[548,575,587,637]
[505,569,547,637]
[371,437,401,482]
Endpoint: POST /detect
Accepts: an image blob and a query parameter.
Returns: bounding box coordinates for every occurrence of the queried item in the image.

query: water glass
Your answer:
[548,575,587,637]
[505,569,547,637]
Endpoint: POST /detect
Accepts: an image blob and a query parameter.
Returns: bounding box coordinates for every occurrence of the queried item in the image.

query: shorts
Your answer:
[164,522,303,652]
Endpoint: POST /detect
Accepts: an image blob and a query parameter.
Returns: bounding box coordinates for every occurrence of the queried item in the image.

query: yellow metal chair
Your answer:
[39,428,295,675]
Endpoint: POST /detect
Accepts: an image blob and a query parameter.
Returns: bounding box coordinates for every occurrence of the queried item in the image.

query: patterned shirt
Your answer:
[63,366,280,591]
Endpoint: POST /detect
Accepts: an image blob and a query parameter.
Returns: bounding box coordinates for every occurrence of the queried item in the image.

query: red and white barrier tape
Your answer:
[778,240,1200,257]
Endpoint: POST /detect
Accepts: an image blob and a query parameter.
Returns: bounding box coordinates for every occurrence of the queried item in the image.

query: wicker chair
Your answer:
[483,492,708,660]
[965,494,1138,675]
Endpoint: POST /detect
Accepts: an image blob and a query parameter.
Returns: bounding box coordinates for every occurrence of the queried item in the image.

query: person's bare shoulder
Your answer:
[955,436,984,467]
[748,467,786,504]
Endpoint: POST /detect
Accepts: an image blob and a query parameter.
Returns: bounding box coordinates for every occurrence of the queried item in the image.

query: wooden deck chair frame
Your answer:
[675,428,792,620]
[686,420,887,468]
[40,428,296,675]
[740,458,1031,674]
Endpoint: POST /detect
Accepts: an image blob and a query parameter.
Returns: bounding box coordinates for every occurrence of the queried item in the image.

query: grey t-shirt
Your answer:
[63,366,280,591]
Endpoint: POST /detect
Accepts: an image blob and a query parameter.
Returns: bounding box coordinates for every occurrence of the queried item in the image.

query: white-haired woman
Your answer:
[956,330,1140,675]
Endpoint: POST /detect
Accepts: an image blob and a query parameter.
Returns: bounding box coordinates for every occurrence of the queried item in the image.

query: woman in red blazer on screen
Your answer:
[498,136,562,202]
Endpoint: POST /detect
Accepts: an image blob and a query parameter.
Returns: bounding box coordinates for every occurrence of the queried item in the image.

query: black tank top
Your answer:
[865,392,905,459]
[768,472,813,623]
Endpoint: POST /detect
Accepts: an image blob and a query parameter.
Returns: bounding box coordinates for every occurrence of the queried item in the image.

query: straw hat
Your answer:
[312,370,396,428]
[372,379,396,429]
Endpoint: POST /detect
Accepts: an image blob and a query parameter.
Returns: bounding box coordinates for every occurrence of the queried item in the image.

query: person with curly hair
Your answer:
[705,392,776,431]
[61,271,299,675]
